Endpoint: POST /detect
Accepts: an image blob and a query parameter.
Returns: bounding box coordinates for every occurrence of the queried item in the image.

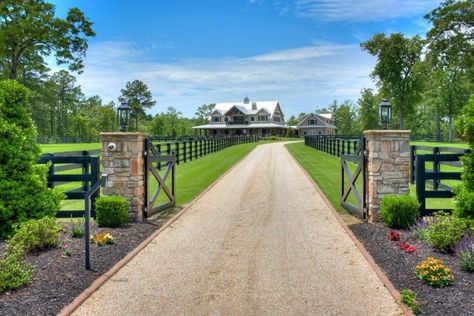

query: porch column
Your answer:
[101,132,146,221]
[364,130,411,222]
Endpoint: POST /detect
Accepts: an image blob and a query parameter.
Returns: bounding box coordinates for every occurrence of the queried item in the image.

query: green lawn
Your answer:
[286,142,460,213]
[411,141,469,149]
[39,143,101,153]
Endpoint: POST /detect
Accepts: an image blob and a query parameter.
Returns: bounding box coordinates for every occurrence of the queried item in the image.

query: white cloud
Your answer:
[294,0,440,22]
[75,40,376,117]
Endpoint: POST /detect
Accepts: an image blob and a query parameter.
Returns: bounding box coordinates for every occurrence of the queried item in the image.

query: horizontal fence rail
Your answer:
[147,135,260,167]
[415,153,465,216]
[38,152,100,218]
[304,135,362,157]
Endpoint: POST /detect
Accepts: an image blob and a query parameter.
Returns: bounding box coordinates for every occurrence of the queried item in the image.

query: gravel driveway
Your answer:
[72,142,404,315]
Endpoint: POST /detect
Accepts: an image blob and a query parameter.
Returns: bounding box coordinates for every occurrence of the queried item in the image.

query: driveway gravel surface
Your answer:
[72,142,404,315]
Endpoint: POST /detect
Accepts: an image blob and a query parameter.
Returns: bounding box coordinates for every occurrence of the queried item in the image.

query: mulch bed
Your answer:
[349,222,474,315]
[0,221,161,316]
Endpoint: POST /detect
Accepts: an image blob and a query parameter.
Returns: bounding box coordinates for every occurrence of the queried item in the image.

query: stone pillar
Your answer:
[101,132,146,221]
[364,130,411,222]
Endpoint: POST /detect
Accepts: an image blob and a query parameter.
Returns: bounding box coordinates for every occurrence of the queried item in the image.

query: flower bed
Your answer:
[0,221,160,315]
[350,222,474,315]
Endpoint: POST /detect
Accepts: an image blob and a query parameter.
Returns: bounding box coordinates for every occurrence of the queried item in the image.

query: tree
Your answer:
[425,0,474,79]
[286,115,298,126]
[0,0,95,80]
[357,88,379,131]
[0,80,62,237]
[48,70,83,141]
[149,107,194,137]
[118,80,156,131]
[330,100,359,135]
[194,103,214,125]
[361,33,425,129]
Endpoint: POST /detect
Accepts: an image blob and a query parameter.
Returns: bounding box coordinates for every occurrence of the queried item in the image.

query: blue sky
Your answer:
[50,0,440,118]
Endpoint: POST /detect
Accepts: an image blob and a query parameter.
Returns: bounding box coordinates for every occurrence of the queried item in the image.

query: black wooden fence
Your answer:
[148,135,260,166]
[304,135,362,157]
[38,151,100,218]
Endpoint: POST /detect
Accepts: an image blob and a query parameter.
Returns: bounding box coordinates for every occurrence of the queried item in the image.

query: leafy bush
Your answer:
[454,96,474,218]
[426,213,471,253]
[410,218,431,241]
[457,236,474,272]
[7,217,61,253]
[0,249,33,293]
[69,217,85,238]
[415,257,454,287]
[400,289,420,314]
[380,195,420,229]
[0,80,63,237]
[95,196,129,227]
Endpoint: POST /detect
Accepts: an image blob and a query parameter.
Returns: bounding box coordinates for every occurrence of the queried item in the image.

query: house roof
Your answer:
[297,113,336,129]
[210,100,280,119]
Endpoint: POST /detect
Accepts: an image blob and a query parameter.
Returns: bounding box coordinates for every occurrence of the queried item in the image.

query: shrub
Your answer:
[426,213,470,253]
[0,249,33,293]
[7,217,61,253]
[410,218,431,241]
[400,289,420,314]
[453,179,474,219]
[0,80,63,237]
[69,217,85,238]
[415,257,454,287]
[457,236,474,272]
[95,196,129,227]
[380,195,420,229]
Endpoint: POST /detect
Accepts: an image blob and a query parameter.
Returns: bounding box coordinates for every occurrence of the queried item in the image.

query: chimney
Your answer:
[252,102,257,110]
[243,96,249,104]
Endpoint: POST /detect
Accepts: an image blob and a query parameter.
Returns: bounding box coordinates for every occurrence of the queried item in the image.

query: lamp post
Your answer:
[379,99,392,130]
[117,102,131,132]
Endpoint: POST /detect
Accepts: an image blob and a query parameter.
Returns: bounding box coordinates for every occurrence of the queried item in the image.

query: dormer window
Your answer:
[258,115,267,122]
[309,119,316,125]
[213,116,221,123]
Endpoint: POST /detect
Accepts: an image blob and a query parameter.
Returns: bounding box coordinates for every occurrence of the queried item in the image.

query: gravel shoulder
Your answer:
[73,142,404,315]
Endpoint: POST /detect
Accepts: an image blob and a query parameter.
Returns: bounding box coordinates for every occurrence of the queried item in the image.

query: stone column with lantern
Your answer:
[100,102,147,221]
[364,99,411,222]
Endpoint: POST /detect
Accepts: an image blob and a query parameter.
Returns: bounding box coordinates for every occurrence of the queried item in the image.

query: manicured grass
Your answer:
[39,143,101,153]
[411,141,469,149]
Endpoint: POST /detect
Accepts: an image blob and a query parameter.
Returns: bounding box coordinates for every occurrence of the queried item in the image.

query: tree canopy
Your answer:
[118,80,156,131]
[0,0,95,80]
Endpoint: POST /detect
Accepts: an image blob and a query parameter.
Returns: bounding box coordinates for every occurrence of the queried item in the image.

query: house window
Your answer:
[258,115,267,122]
[309,119,316,125]
[213,116,220,123]
[273,116,281,122]
[250,116,255,122]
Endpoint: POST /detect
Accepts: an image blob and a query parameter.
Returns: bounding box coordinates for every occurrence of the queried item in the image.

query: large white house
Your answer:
[193,97,287,136]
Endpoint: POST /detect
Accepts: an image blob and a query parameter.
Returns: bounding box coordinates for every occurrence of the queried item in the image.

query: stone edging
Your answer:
[286,145,413,316]
[58,144,259,316]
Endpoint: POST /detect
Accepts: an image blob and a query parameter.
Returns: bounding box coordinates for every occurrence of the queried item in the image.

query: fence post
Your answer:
[416,156,426,215]
[176,142,180,165]
[433,147,440,191]
[183,141,187,162]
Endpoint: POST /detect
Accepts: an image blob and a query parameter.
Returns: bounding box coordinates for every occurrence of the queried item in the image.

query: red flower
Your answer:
[398,242,416,253]
[388,230,400,241]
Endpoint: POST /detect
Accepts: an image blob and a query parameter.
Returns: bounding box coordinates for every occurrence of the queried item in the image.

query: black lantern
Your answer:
[117,102,131,132]
[379,99,392,129]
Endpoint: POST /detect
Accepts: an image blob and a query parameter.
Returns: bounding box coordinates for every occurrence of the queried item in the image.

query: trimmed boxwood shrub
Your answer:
[0,249,32,293]
[7,217,61,253]
[0,80,63,238]
[380,195,420,229]
[95,196,129,227]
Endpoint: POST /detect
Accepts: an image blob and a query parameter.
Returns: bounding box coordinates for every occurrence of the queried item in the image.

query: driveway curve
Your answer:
[72,142,403,316]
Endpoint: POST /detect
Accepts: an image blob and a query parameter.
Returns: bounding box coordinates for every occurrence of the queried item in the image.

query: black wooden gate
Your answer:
[144,138,176,218]
[340,137,367,218]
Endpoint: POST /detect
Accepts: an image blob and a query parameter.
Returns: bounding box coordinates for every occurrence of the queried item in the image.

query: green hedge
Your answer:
[95,196,129,227]
[380,195,420,229]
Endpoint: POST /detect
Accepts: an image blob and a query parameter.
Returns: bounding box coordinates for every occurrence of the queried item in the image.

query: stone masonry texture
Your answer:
[101,132,146,221]
[364,130,411,222]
